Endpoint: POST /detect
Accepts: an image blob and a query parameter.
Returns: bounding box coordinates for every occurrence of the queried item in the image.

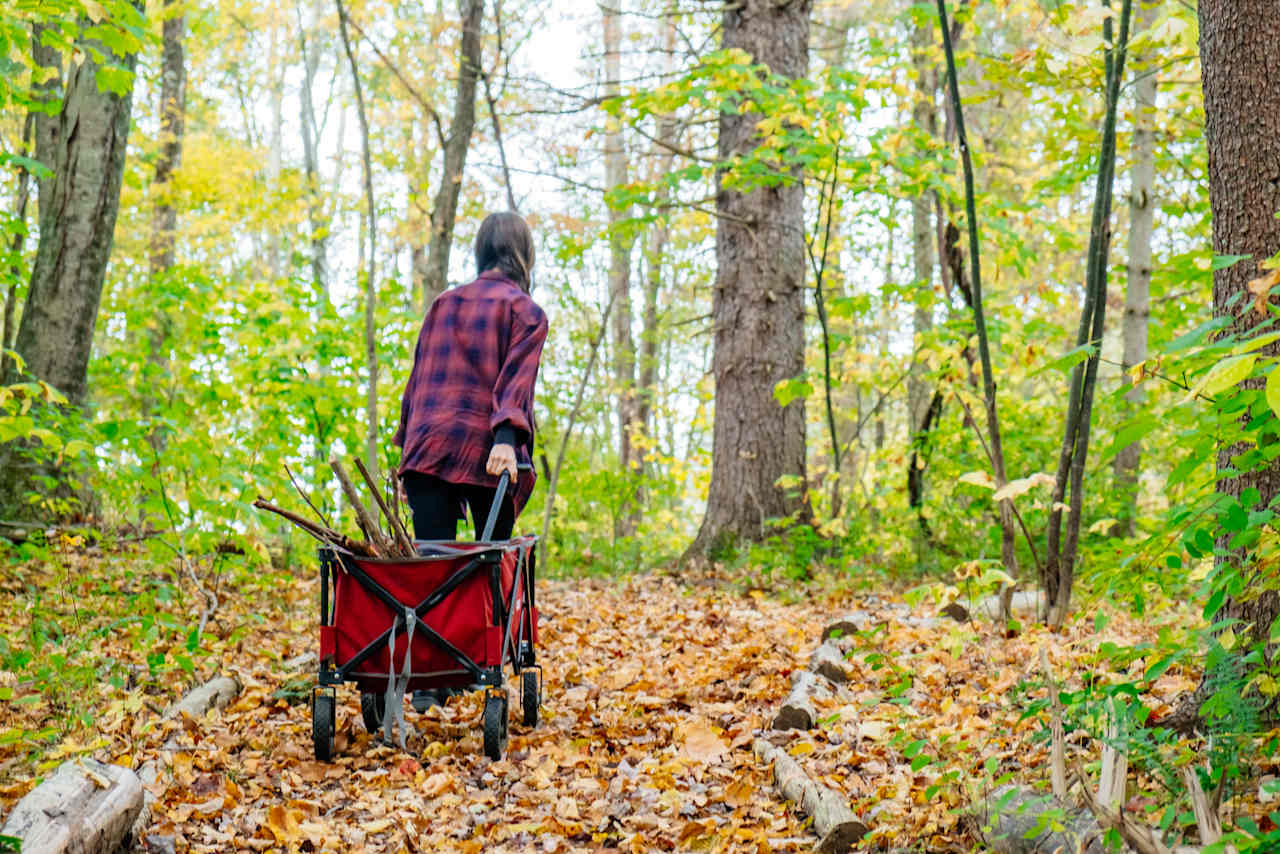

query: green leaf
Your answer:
[1211,253,1251,271]
[1190,354,1256,399]
[1266,365,1280,421]
[1032,342,1095,376]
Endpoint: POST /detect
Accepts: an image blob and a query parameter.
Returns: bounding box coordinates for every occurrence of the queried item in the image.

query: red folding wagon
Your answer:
[310,472,541,760]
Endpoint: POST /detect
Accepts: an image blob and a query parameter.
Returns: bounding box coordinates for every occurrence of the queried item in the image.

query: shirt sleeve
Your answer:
[490,300,548,442]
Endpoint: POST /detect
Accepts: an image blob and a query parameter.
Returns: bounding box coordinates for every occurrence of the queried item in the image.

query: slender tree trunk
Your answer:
[266,17,285,280]
[144,0,186,454]
[336,0,380,479]
[1045,1,1133,627]
[298,2,330,301]
[422,0,484,306]
[686,0,811,559]
[1,7,141,515]
[1113,0,1156,536]
[907,15,937,449]
[603,0,638,538]
[1164,0,1280,732]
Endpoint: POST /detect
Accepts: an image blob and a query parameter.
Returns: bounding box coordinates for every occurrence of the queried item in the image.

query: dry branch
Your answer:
[821,611,874,642]
[354,456,414,557]
[252,497,375,557]
[754,738,867,853]
[329,453,388,551]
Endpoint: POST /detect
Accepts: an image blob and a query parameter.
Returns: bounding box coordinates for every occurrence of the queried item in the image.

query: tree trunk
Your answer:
[1164,0,1280,731]
[686,0,810,558]
[421,0,484,306]
[2,116,34,368]
[298,2,330,301]
[907,16,937,447]
[3,13,139,516]
[144,0,186,455]
[603,0,638,538]
[336,0,380,480]
[266,18,285,280]
[1113,0,1157,536]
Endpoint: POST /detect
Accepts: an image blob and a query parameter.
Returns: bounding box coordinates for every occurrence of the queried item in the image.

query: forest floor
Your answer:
[0,542,1272,852]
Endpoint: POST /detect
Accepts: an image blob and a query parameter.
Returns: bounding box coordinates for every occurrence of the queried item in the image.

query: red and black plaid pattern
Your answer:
[394,271,548,514]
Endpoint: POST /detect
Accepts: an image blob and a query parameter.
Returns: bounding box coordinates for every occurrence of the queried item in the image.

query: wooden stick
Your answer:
[252,497,375,557]
[354,457,414,557]
[1040,648,1068,800]
[1181,766,1222,846]
[773,670,830,731]
[329,453,389,552]
[284,463,332,529]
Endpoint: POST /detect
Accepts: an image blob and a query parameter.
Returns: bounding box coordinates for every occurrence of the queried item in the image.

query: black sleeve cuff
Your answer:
[494,425,518,447]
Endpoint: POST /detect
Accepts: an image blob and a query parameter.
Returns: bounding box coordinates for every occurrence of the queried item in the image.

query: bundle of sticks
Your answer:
[253,454,418,559]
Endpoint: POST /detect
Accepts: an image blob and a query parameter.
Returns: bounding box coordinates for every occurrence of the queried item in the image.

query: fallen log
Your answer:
[821,611,874,642]
[167,675,240,719]
[1,758,144,854]
[809,640,852,683]
[973,784,1105,854]
[754,738,868,853]
[773,670,832,731]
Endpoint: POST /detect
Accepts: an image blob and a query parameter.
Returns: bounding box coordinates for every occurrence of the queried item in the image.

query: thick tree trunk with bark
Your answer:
[686,0,810,557]
[1113,0,1157,535]
[421,0,484,306]
[1166,0,1280,731]
[603,0,638,537]
[1,13,140,515]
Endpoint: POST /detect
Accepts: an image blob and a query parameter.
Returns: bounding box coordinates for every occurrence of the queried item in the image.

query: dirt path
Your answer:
[140,574,831,852]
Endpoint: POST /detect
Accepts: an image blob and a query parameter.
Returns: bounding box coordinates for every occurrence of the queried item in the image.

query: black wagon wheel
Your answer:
[312,693,336,761]
[360,691,385,734]
[482,692,508,760]
[521,669,540,728]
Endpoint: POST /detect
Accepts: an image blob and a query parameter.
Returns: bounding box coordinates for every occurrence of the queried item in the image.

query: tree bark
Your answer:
[2,9,140,515]
[603,0,638,538]
[421,0,484,306]
[686,0,810,558]
[1165,0,1280,731]
[336,0,380,480]
[144,0,186,453]
[0,758,144,854]
[1114,0,1157,536]
[2,116,33,368]
[298,1,330,301]
[907,14,937,452]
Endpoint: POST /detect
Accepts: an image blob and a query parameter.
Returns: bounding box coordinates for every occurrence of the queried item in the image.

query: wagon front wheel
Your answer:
[312,693,336,761]
[360,691,385,733]
[521,670,539,728]
[482,693,508,760]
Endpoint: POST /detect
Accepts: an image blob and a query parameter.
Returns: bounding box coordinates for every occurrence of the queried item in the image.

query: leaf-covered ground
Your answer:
[2,544,1273,851]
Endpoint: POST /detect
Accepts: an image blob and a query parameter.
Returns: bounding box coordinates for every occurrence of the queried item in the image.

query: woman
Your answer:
[394,211,548,542]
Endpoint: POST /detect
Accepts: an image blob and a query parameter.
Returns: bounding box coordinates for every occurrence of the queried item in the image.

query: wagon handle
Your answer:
[480,463,533,542]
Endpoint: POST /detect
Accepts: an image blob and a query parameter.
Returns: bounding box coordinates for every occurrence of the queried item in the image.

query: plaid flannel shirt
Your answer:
[394,271,548,515]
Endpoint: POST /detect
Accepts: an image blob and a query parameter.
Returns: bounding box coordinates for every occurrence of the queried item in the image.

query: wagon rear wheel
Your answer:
[482,693,508,760]
[312,693,336,761]
[521,670,539,728]
[360,691,385,733]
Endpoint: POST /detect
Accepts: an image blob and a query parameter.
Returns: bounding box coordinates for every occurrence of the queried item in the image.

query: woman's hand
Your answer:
[487,443,518,481]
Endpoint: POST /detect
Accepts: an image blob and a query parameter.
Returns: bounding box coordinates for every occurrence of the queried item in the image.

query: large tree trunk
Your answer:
[1113,0,1157,536]
[603,0,638,538]
[2,12,140,515]
[421,0,484,306]
[686,0,810,557]
[1166,0,1280,730]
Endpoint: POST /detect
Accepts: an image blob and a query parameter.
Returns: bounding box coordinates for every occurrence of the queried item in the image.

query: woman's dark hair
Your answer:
[475,211,535,292]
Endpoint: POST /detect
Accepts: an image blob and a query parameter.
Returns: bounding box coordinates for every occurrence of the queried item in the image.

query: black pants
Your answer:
[401,471,515,541]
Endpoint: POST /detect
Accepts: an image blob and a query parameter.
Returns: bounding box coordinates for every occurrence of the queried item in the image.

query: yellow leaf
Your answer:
[957,471,995,490]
